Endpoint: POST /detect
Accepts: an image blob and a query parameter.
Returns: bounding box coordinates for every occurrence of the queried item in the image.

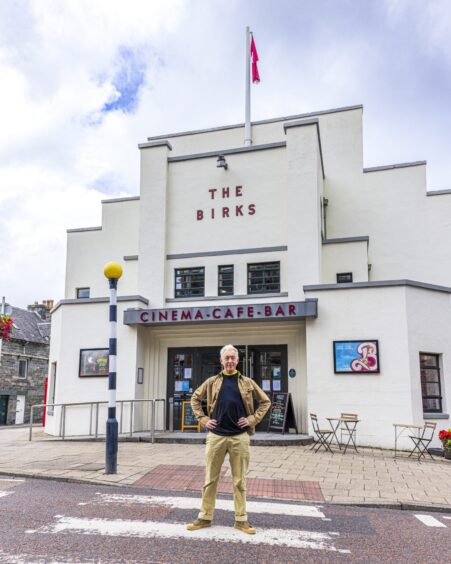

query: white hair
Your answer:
[220,344,239,359]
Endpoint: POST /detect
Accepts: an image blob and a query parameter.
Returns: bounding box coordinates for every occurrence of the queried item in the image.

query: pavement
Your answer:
[0,426,450,513]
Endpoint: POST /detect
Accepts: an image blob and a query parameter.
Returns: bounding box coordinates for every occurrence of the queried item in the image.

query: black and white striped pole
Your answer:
[104,261,123,474]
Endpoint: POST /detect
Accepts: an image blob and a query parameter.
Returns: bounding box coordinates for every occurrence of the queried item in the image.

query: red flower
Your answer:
[0,315,13,341]
[438,429,451,442]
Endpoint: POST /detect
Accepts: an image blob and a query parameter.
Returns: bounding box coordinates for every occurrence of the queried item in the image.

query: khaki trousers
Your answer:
[198,432,250,522]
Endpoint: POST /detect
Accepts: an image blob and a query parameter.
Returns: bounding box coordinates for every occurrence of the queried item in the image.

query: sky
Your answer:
[0,0,450,309]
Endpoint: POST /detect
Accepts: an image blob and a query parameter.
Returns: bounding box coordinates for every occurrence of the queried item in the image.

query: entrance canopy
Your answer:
[124,300,317,326]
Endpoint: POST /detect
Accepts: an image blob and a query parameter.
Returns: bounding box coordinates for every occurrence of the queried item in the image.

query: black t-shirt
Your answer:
[212,373,247,436]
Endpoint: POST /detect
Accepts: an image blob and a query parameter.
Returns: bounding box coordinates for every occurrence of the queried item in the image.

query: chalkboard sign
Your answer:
[267,392,298,434]
[181,400,200,432]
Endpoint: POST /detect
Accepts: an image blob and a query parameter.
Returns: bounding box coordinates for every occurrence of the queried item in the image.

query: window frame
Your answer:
[17,359,28,380]
[218,265,234,296]
[76,287,90,299]
[174,267,205,298]
[420,353,443,413]
[247,261,281,295]
[336,272,353,284]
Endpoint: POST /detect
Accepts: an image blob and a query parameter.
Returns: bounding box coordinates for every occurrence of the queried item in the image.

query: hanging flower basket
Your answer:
[0,314,13,340]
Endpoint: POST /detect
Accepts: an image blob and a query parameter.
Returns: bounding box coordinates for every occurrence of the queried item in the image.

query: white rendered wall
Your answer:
[321,241,369,284]
[304,286,413,449]
[65,199,139,299]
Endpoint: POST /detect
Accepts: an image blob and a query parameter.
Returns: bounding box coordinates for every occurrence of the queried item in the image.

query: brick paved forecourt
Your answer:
[0,427,450,512]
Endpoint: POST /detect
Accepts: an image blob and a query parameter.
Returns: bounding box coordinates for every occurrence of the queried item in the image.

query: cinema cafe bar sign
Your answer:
[124,301,318,326]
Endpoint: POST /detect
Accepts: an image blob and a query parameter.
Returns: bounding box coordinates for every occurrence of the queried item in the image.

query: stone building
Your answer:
[0,303,51,425]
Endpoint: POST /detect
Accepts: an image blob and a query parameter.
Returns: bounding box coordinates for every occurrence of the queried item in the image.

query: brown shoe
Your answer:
[186,518,212,531]
[234,521,256,534]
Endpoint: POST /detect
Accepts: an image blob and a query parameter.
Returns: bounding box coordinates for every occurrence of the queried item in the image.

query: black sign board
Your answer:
[181,400,200,432]
[267,392,298,434]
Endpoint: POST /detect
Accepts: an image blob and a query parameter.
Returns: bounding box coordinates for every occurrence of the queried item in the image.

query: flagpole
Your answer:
[244,26,251,146]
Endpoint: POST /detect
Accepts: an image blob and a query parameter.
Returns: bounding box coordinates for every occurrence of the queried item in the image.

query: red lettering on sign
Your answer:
[171,310,178,321]
[194,310,203,320]
[289,304,296,315]
[140,312,149,322]
[235,205,243,216]
[159,311,168,321]
[247,306,254,317]
[222,187,230,198]
[224,308,234,318]
[275,305,285,316]
[237,306,244,317]
[181,310,192,320]
[211,208,215,219]
[209,188,217,199]
[265,306,272,316]
[248,204,256,215]
[212,308,221,319]
[152,311,156,321]
[222,207,229,218]
[236,186,243,197]
[197,210,204,221]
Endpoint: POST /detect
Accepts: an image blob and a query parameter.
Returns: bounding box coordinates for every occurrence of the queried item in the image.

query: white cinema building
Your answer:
[46,104,450,450]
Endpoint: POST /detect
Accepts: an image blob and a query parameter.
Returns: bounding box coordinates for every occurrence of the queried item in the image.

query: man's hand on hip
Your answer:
[237,417,250,429]
[205,419,218,430]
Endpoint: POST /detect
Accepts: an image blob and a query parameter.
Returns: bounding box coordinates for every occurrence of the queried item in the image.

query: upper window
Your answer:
[218,265,234,296]
[420,353,443,413]
[175,267,205,298]
[247,262,280,294]
[18,359,28,379]
[76,287,90,299]
[337,272,353,284]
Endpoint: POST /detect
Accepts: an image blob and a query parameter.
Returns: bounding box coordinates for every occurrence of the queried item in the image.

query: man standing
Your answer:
[187,344,270,534]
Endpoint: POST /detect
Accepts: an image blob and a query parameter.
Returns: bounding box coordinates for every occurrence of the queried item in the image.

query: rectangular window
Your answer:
[18,359,28,379]
[76,287,90,299]
[175,267,205,298]
[337,272,353,283]
[247,262,280,294]
[420,353,443,413]
[218,265,234,296]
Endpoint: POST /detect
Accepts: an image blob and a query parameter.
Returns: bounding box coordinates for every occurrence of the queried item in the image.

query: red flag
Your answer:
[250,35,260,83]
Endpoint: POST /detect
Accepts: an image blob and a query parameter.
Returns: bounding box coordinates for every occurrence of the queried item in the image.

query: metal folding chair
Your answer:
[310,413,333,453]
[340,412,358,450]
[408,422,437,461]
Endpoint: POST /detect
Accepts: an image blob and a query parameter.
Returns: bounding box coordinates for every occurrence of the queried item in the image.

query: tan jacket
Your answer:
[191,372,271,435]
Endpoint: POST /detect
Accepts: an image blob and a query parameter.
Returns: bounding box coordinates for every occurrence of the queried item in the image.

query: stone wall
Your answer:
[0,339,49,424]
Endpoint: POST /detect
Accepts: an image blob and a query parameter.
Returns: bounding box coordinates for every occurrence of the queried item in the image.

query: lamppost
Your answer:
[103,261,123,474]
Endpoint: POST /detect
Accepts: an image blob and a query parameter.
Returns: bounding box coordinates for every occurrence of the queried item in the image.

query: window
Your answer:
[18,359,27,379]
[247,262,280,294]
[420,353,443,413]
[218,265,234,296]
[76,287,90,299]
[337,272,353,283]
[175,267,205,298]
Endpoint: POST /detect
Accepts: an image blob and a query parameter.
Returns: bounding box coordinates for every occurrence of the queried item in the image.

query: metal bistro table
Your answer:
[327,417,360,453]
[393,423,423,457]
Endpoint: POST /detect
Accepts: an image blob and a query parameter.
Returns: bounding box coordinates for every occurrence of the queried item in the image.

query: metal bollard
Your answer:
[169,397,174,433]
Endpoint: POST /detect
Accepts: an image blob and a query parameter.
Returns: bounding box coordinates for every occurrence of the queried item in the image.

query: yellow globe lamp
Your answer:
[104,261,123,280]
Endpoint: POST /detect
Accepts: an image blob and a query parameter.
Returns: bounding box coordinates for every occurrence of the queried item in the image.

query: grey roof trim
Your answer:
[66,226,102,233]
[138,140,172,150]
[323,236,369,245]
[166,292,289,303]
[101,196,140,204]
[426,189,451,197]
[303,279,451,294]
[147,104,363,140]
[283,119,325,179]
[167,245,288,260]
[167,142,286,163]
[363,161,426,173]
[51,295,149,313]
[124,255,138,261]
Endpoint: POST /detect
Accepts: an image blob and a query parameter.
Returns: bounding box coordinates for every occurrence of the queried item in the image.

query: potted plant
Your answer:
[438,429,451,460]
[0,314,13,341]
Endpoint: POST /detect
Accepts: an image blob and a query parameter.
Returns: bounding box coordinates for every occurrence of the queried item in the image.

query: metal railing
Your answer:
[29,398,166,443]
